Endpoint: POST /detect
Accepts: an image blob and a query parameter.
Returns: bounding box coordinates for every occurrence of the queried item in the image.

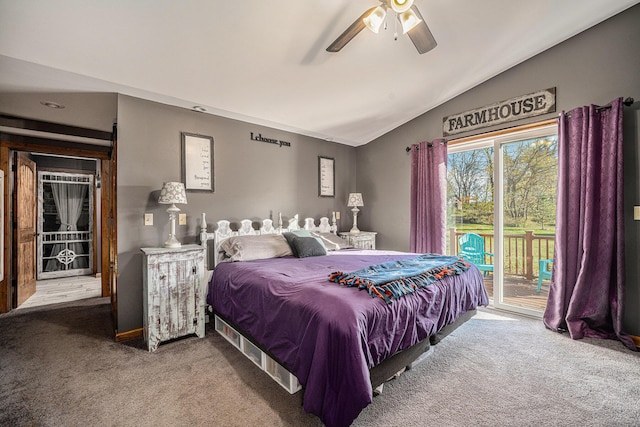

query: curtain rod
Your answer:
[596,96,634,111]
[405,140,447,152]
[567,97,635,116]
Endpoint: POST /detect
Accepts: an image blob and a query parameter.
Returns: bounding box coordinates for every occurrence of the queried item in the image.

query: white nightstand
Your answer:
[141,245,206,352]
[339,231,377,250]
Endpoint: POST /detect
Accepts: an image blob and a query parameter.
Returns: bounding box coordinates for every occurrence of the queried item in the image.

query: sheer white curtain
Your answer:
[45,183,88,271]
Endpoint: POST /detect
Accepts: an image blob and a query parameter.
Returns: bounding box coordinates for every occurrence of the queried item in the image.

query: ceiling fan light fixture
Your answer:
[389,0,414,14]
[363,6,387,33]
[399,9,422,34]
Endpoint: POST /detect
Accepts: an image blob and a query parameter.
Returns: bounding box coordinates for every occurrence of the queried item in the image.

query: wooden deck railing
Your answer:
[448,228,554,279]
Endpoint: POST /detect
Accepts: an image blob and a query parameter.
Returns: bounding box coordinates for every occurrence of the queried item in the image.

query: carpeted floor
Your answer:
[1,297,638,426]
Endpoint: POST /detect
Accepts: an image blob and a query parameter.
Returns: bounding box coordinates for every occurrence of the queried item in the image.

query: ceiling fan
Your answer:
[326,0,437,54]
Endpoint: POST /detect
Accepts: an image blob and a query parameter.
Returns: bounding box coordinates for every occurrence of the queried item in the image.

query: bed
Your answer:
[201,213,488,427]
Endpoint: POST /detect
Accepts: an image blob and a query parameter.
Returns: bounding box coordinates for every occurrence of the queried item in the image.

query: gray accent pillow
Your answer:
[219,234,292,262]
[283,229,311,246]
[291,236,327,258]
[283,230,327,256]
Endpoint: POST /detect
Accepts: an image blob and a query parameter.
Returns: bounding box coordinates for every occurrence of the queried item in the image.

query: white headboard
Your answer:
[199,213,337,269]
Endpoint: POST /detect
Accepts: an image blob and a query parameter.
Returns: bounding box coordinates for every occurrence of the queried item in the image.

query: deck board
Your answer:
[483,274,550,312]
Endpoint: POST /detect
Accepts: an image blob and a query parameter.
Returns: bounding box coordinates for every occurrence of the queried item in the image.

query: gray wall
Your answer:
[116,95,356,331]
[356,5,640,335]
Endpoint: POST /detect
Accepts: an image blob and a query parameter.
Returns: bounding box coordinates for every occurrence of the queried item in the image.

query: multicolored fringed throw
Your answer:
[328,254,470,304]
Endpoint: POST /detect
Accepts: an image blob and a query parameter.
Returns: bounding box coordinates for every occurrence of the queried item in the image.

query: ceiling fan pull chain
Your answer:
[394,13,399,40]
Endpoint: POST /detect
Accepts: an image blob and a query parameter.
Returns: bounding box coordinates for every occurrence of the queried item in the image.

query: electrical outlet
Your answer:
[634,206,640,221]
[179,213,187,225]
[144,213,153,226]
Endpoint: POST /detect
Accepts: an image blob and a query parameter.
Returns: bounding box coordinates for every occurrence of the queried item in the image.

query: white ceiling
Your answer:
[0,0,638,146]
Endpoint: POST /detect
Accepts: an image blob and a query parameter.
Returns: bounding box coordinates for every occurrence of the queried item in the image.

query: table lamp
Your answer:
[158,181,187,248]
[347,192,364,233]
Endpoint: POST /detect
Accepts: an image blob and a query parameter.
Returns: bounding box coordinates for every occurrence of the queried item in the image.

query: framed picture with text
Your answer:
[318,156,335,197]
[182,132,214,192]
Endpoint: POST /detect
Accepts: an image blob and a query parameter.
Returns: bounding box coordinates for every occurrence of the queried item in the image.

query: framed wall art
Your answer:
[318,156,335,197]
[182,132,214,192]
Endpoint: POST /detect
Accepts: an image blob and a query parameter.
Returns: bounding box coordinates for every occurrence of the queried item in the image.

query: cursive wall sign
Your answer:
[182,132,214,192]
[250,132,291,147]
[443,88,556,136]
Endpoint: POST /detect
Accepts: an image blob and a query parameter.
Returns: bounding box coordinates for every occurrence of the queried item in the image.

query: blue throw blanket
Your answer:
[329,254,470,304]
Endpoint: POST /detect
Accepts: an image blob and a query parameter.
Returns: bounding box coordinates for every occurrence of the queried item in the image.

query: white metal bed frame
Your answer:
[199,213,337,268]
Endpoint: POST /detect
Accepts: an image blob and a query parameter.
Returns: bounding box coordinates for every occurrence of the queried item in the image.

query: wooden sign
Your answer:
[443,88,556,136]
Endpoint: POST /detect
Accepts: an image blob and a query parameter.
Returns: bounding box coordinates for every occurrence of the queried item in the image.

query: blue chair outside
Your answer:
[458,233,494,276]
[538,259,553,292]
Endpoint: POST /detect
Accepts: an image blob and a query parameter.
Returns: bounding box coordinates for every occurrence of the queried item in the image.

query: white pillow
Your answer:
[219,234,292,262]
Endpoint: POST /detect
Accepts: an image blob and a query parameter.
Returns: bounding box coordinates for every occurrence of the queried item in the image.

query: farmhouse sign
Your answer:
[443,88,556,137]
[250,132,291,147]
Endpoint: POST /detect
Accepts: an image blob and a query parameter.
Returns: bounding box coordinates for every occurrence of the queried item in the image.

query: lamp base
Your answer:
[164,204,182,248]
[164,236,182,249]
[350,206,361,233]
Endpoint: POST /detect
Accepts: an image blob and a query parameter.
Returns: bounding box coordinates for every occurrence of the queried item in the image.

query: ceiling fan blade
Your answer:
[406,6,437,54]
[326,6,378,53]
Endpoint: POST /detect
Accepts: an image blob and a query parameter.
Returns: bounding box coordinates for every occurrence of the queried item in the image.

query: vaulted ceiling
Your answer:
[0,0,638,146]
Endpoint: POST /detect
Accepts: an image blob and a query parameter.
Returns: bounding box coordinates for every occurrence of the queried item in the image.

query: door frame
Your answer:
[447,119,558,318]
[0,116,117,331]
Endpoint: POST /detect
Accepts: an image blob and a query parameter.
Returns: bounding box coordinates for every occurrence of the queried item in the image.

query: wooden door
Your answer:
[15,152,37,306]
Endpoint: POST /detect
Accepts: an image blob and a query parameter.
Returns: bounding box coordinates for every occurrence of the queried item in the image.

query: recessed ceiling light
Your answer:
[192,106,206,112]
[40,101,65,109]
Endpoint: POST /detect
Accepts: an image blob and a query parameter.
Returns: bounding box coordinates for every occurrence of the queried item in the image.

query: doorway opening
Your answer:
[1,117,118,334]
[18,154,102,309]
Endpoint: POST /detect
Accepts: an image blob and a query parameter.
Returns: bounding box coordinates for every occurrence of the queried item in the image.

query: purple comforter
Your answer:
[208,250,488,427]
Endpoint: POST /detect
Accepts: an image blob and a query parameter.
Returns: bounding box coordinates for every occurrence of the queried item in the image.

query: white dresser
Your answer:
[141,245,206,352]
[339,231,377,250]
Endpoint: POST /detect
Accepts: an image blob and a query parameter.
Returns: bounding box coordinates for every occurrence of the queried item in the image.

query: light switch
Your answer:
[634,206,640,221]
[144,213,153,226]
[179,213,187,225]
[336,211,341,220]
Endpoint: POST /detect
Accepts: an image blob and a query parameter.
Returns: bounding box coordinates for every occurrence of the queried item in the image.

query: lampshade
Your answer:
[158,182,187,205]
[399,8,422,33]
[363,6,387,34]
[347,193,364,207]
[389,0,414,14]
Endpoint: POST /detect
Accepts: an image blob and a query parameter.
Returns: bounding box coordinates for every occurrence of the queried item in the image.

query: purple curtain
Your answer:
[543,97,636,350]
[410,139,447,254]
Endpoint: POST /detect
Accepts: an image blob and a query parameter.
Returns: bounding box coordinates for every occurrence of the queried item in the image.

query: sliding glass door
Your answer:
[447,143,495,299]
[447,123,558,316]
